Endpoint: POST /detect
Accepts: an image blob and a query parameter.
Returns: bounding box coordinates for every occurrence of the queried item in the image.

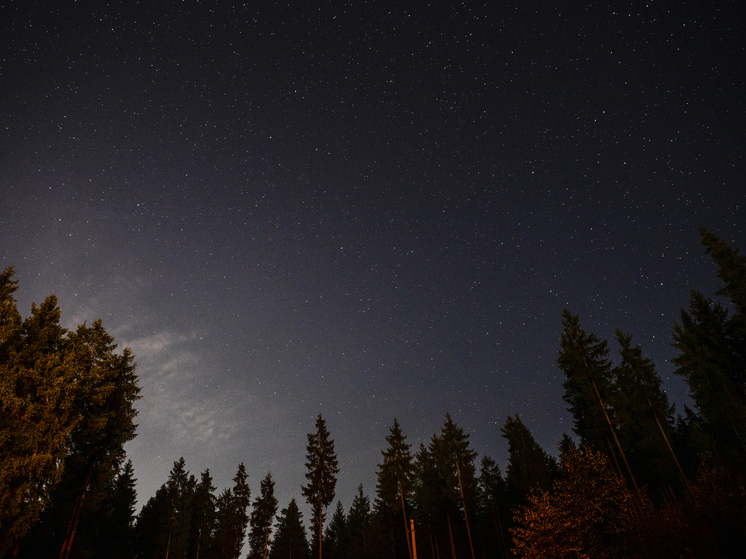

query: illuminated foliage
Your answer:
[0,267,140,556]
[511,446,635,559]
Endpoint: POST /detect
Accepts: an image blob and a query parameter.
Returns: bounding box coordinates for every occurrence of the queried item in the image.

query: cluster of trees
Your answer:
[2,228,745,558]
[0,267,139,558]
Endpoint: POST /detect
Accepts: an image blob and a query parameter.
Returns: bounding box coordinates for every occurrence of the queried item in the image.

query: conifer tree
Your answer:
[210,487,235,559]
[249,472,278,559]
[228,463,251,559]
[269,498,309,559]
[375,418,414,559]
[673,228,746,465]
[189,469,217,559]
[429,413,479,559]
[511,446,636,559]
[0,268,140,556]
[557,310,614,452]
[347,485,371,558]
[501,415,555,507]
[97,460,138,559]
[477,456,508,559]
[323,501,347,559]
[612,330,680,492]
[302,414,339,559]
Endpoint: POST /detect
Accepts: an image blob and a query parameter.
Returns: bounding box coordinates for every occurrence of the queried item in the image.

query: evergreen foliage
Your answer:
[375,418,414,559]
[612,330,679,493]
[0,267,140,557]
[3,230,746,558]
[269,498,309,559]
[323,501,348,559]
[557,310,614,451]
[673,227,746,466]
[302,414,339,559]
[346,485,371,558]
[511,446,636,559]
[501,415,555,507]
[249,472,278,559]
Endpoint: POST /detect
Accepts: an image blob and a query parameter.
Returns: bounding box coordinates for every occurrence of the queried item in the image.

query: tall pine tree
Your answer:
[302,414,339,559]
[673,227,746,466]
[249,472,278,559]
[557,310,614,452]
[375,418,414,559]
[0,268,140,557]
[269,499,309,559]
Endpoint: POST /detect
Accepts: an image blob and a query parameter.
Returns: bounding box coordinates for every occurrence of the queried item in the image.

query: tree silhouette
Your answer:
[302,414,339,559]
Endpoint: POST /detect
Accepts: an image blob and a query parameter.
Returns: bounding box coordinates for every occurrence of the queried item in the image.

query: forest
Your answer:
[1,227,744,559]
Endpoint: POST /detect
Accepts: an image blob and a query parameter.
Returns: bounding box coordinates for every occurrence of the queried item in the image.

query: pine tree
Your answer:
[375,418,414,559]
[189,469,217,559]
[96,460,137,559]
[673,228,746,465]
[429,413,479,559]
[557,310,614,452]
[477,456,508,559]
[347,485,371,558]
[0,268,140,556]
[612,330,681,493]
[249,472,278,559]
[501,415,555,508]
[227,463,251,559]
[323,502,347,559]
[302,414,339,559]
[511,446,637,559]
[269,499,309,559]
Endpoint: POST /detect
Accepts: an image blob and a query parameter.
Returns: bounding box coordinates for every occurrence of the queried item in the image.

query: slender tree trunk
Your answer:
[593,380,642,499]
[400,482,413,559]
[265,525,270,559]
[410,519,418,559]
[492,506,508,559]
[446,514,456,559]
[649,399,688,486]
[60,465,93,559]
[317,499,323,559]
[455,462,476,559]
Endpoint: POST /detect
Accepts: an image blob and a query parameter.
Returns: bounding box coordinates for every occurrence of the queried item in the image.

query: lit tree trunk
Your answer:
[447,514,456,559]
[592,380,642,499]
[455,461,476,559]
[59,465,93,559]
[400,481,413,559]
[410,519,418,559]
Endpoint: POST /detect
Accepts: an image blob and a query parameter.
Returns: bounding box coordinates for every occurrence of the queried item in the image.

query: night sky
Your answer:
[2,0,744,525]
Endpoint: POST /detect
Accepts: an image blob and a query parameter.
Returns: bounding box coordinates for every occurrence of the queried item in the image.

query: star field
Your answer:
[1,0,744,523]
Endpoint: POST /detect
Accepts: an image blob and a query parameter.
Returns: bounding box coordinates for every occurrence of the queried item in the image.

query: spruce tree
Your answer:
[0,268,140,556]
[347,485,371,558]
[269,498,309,559]
[302,414,339,559]
[323,502,347,559]
[501,415,555,507]
[189,469,217,559]
[97,460,138,559]
[249,472,278,559]
[673,228,746,465]
[429,413,479,559]
[476,456,508,559]
[375,418,414,559]
[557,310,614,451]
[612,330,680,493]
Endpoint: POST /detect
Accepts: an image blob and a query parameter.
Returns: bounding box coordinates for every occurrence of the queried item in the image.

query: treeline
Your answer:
[2,227,745,558]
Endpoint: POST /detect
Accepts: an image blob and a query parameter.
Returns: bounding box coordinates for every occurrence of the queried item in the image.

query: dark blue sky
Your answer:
[1,0,743,527]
